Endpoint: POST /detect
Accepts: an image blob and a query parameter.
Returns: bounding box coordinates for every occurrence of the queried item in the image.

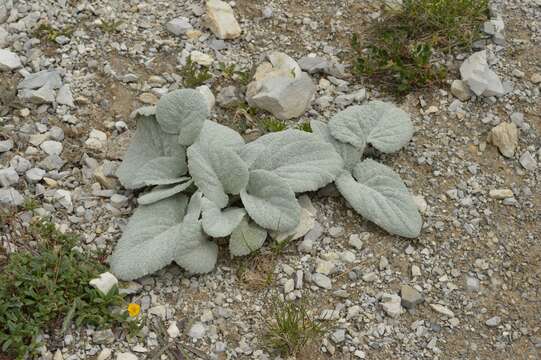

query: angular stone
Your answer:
[315,259,335,275]
[92,329,115,344]
[460,50,504,97]
[451,80,472,101]
[18,70,63,90]
[400,285,424,309]
[40,140,63,155]
[25,167,45,183]
[188,322,206,339]
[190,50,213,66]
[0,139,13,152]
[430,304,455,317]
[0,187,24,206]
[56,85,75,107]
[116,353,137,360]
[381,294,403,318]
[10,155,31,174]
[217,85,241,107]
[519,151,537,171]
[20,84,56,104]
[166,17,192,36]
[485,316,501,327]
[0,167,18,187]
[205,0,241,39]
[312,273,332,289]
[167,322,180,338]
[488,122,518,158]
[246,52,315,120]
[488,189,513,199]
[0,48,21,71]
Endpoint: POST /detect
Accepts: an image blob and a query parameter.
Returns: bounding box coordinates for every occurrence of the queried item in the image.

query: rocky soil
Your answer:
[0,0,540,359]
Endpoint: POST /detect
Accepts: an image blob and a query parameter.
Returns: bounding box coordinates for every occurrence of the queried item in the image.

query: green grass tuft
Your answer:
[265,299,325,356]
[180,57,213,88]
[352,0,489,94]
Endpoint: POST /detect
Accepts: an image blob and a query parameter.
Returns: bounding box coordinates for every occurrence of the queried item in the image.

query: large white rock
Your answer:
[205,0,241,39]
[488,122,518,158]
[246,52,316,120]
[18,70,62,90]
[0,187,24,206]
[0,48,21,71]
[0,167,18,187]
[460,50,504,97]
[89,272,118,295]
[166,17,192,36]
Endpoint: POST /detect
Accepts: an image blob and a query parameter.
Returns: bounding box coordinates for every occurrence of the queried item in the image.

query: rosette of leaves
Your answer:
[111,90,422,281]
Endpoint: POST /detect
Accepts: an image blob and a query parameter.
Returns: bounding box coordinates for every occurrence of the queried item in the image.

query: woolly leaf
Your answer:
[110,194,189,280]
[229,216,267,256]
[197,120,245,149]
[137,179,193,205]
[310,120,361,170]
[116,115,187,189]
[328,101,413,154]
[155,89,209,145]
[240,169,300,232]
[335,159,422,238]
[187,131,249,208]
[174,192,218,273]
[239,130,343,192]
[201,197,246,237]
[269,195,316,243]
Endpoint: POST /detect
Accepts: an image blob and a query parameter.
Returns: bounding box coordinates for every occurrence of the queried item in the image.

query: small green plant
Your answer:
[179,57,212,88]
[218,62,237,79]
[0,220,130,358]
[262,117,287,132]
[22,197,39,212]
[33,23,73,43]
[296,121,312,133]
[265,299,325,356]
[100,19,123,34]
[352,0,488,94]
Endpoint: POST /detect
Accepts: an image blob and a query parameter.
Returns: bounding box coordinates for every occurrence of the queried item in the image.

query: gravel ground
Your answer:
[0,0,540,359]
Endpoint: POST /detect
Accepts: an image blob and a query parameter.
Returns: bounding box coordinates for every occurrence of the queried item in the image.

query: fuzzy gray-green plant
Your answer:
[110,89,422,280]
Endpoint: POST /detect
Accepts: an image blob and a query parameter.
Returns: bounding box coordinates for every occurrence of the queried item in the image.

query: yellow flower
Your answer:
[127,303,140,317]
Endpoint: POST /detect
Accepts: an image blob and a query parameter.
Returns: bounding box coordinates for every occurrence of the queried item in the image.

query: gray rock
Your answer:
[25,168,45,183]
[400,285,424,309]
[0,26,8,47]
[10,155,31,174]
[116,353,137,360]
[17,70,62,90]
[298,56,329,74]
[246,52,316,120]
[0,139,13,152]
[217,85,241,107]
[56,85,75,107]
[312,273,332,289]
[430,304,455,317]
[485,316,501,327]
[262,6,273,18]
[188,322,206,339]
[348,234,363,250]
[166,17,192,35]
[0,167,18,187]
[20,84,56,104]
[381,294,403,318]
[519,151,537,171]
[40,140,63,156]
[93,329,115,344]
[111,194,128,208]
[328,225,344,238]
[460,50,504,97]
[465,276,480,292]
[39,155,65,171]
[0,187,24,206]
[0,48,21,71]
[330,329,345,343]
[450,80,472,101]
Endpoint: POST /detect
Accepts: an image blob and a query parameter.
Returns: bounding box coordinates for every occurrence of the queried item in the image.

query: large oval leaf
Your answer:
[229,216,268,256]
[238,130,343,193]
[201,197,246,237]
[197,120,245,149]
[335,159,422,238]
[310,120,361,171]
[240,169,301,232]
[187,143,249,208]
[155,89,209,145]
[328,101,413,154]
[110,194,189,280]
[116,115,187,190]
